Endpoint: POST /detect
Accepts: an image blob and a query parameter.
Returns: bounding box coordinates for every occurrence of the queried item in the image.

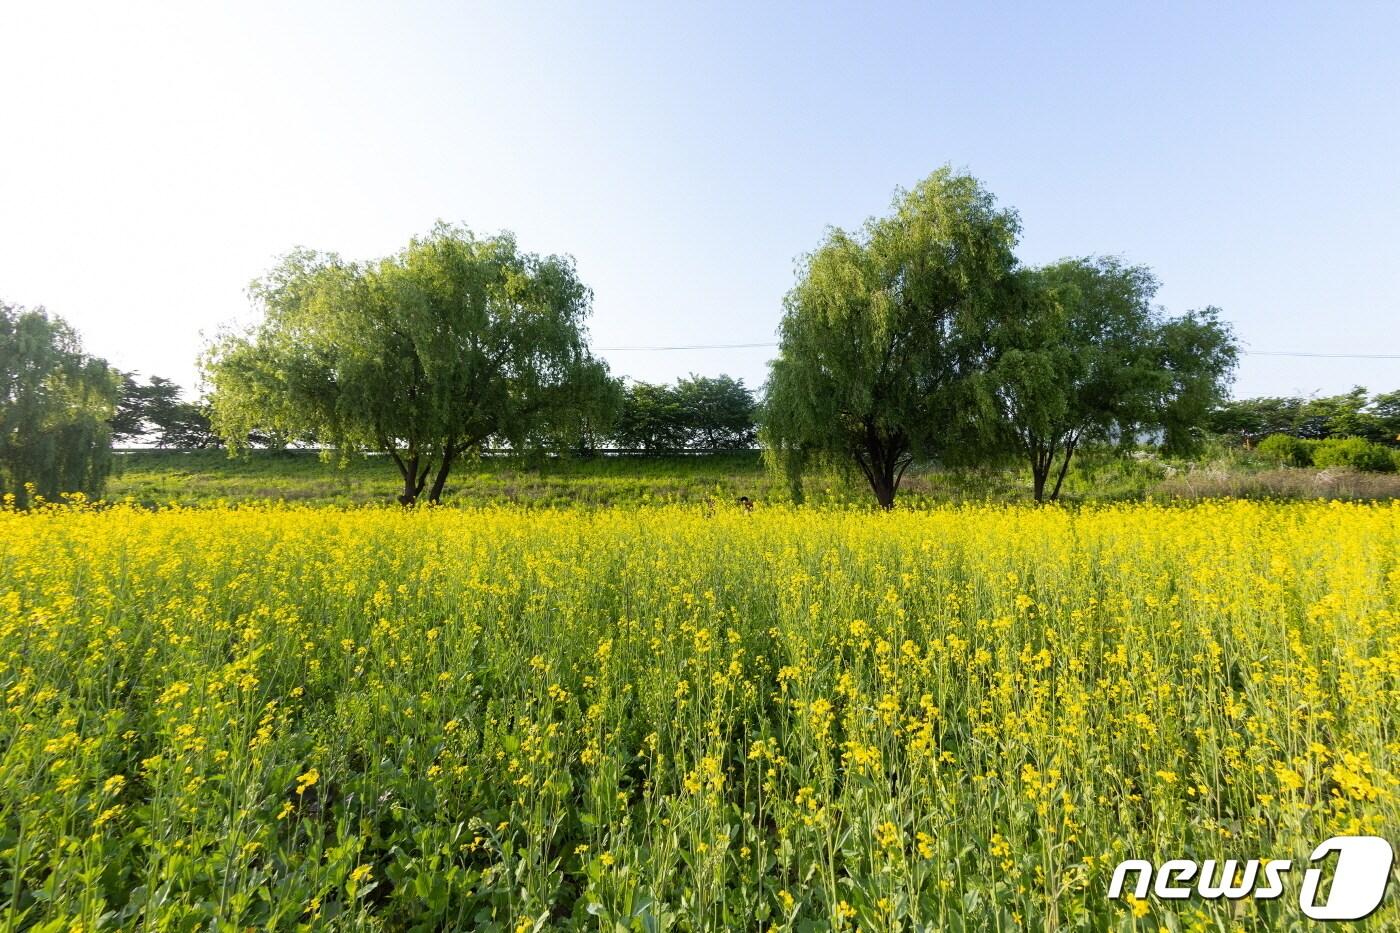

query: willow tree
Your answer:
[205,224,617,505]
[1,301,120,506]
[992,258,1238,501]
[761,168,1021,508]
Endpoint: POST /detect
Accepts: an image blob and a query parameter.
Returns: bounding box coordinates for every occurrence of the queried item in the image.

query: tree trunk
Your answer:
[870,468,897,510]
[391,452,432,506]
[1029,440,1053,503]
[426,443,458,504]
[394,453,420,506]
[1049,439,1077,501]
[856,420,907,510]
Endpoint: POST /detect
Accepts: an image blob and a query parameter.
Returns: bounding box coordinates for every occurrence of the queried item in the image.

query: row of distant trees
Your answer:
[13,165,1381,509]
[134,376,1400,459]
[109,371,756,456]
[110,372,759,454]
[1207,388,1400,447]
[611,376,756,451]
[2,294,760,505]
[4,165,1233,509]
[197,172,1240,507]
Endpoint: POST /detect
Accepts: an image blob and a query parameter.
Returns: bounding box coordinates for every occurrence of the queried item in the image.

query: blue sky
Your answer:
[1,1,1396,399]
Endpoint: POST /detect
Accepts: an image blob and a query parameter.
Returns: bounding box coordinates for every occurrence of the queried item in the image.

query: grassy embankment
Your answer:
[107,447,1400,508]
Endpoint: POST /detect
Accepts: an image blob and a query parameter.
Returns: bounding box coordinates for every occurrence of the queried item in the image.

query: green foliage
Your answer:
[761,168,1237,508]
[991,258,1237,500]
[1212,387,1400,447]
[112,374,218,448]
[110,375,151,443]
[1256,433,1316,467]
[205,224,617,504]
[0,300,119,505]
[1151,307,1239,456]
[154,401,219,450]
[1295,387,1377,440]
[614,381,689,450]
[519,361,622,458]
[1255,432,1397,473]
[1370,389,1400,443]
[615,375,756,451]
[1207,396,1304,446]
[672,375,757,449]
[1311,436,1397,472]
[762,167,1021,508]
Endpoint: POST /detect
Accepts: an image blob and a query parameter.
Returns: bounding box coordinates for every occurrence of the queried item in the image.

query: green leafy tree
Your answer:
[991,259,1237,500]
[525,365,622,456]
[673,374,756,450]
[137,376,192,443]
[1209,387,1400,447]
[1,301,120,505]
[1207,396,1304,446]
[205,224,615,505]
[111,373,154,443]
[1148,306,1240,456]
[761,168,1021,508]
[615,375,757,452]
[1293,387,1389,441]
[614,381,689,451]
[155,400,217,449]
[1368,389,1400,444]
[112,375,218,448]
[991,260,1151,501]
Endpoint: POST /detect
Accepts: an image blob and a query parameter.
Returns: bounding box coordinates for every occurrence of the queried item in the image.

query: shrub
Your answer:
[1312,436,1397,472]
[1256,433,1315,467]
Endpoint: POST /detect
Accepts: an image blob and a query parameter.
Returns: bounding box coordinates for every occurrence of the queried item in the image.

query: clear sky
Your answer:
[2,1,1396,400]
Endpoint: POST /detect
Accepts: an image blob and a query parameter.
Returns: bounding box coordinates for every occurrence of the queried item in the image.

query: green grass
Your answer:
[109,450,789,508]
[107,445,1400,510]
[108,448,1160,509]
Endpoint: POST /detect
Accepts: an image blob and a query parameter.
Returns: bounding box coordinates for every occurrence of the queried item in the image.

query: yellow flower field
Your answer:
[0,500,1397,930]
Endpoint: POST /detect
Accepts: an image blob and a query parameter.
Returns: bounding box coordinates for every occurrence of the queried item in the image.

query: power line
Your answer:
[1243,350,1400,360]
[594,341,1399,360]
[594,342,778,351]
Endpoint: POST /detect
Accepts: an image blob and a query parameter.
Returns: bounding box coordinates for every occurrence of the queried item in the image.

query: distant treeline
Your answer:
[609,375,755,452]
[1208,388,1400,447]
[110,371,759,455]
[111,375,218,448]
[4,167,1396,508]
[1206,388,1400,473]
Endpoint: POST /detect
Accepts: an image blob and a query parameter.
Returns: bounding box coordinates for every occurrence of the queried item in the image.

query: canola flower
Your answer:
[0,499,1396,929]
